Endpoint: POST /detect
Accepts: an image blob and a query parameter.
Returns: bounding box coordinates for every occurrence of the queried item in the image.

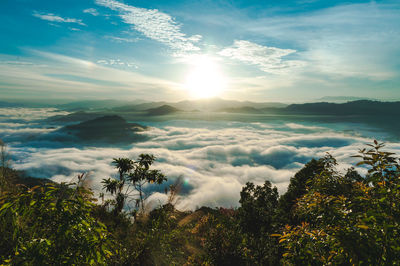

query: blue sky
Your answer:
[1,0,399,102]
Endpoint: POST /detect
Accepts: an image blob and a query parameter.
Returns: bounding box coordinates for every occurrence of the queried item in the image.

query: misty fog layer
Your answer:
[1,107,400,210]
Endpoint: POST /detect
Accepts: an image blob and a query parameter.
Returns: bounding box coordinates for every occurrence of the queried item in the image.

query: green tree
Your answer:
[278,157,327,225]
[238,181,280,265]
[279,141,400,265]
[0,178,114,265]
[202,209,246,266]
[102,154,167,214]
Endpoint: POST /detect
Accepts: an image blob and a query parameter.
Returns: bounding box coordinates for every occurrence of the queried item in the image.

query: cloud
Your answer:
[83,8,99,16]
[96,59,138,68]
[3,109,400,210]
[105,35,139,43]
[33,11,86,26]
[234,3,400,79]
[0,51,180,101]
[219,40,305,74]
[95,0,202,54]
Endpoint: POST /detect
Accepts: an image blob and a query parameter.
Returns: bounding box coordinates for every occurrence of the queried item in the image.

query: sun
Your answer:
[184,56,226,99]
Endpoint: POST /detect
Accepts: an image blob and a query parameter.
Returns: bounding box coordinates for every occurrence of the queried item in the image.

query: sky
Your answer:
[1,0,400,102]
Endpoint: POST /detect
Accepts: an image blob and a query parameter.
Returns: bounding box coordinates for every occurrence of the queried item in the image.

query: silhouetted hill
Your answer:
[56,99,144,111]
[285,100,400,116]
[216,106,263,114]
[173,98,286,111]
[316,96,376,103]
[1,167,53,187]
[59,115,147,144]
[49,111,106,123]
[112,98,287,113]
[113,101,168,112]
[146,105,181,116]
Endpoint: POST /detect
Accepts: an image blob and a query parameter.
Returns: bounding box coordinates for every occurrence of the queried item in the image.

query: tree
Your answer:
[238,181,280,265]
[0,177,114,265]
[279,141,400,264]
[277,157,327,225]
[102,154,167,214]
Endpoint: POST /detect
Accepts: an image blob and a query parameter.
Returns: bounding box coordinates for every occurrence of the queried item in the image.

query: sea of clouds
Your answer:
[1,107,400,210]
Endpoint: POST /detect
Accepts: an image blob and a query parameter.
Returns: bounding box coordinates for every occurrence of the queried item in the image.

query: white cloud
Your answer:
[83,8,99,16]
[219,40,305,74]
[234,3,400,79]
[3,111,400,210]
[0,51,180,101]
[96,58,138,68]
[33,11,86,26]
[95,0,202,54]
[105,35,139,43]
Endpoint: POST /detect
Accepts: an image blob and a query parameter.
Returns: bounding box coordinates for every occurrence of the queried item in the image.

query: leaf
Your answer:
[0,202,12,212]
[357,225,369,230]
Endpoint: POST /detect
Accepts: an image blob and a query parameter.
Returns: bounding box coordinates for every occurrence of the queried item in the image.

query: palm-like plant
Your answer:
[102,158,133,214]
[102,154,167,214]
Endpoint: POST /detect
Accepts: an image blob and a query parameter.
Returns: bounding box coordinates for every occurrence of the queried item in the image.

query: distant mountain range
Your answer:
[315,96,377,103]
[145,105,181,116]
[55,99,145,111]
[285,100,400,116]
[216,106,263,114]
[45,100,400,121]
[4,97,400,120]
[49,111,106,122]
[112,98,287,112]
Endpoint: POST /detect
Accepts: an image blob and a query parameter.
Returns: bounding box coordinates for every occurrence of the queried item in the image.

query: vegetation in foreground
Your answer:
[0,140,399,265]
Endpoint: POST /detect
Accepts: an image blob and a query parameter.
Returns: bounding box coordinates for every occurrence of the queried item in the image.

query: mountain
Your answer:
[173,98,286,111]
[56,99,145,111]
[216,106,263,114]
[57,115,147,144]
[146,105,181,116]
[113,101,169,112]
[48,111,106,123]
[316,96,377,103]
[112,98,287,113]
[285,100,400,116]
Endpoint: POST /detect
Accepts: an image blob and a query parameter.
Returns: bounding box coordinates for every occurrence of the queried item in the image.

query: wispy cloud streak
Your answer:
[95,0,201,53]
[219,40,305,74]
[33,11,86,26]
[83,8,99,16]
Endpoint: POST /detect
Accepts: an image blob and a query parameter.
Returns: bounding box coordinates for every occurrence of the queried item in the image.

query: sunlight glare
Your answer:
[184,56,226,99]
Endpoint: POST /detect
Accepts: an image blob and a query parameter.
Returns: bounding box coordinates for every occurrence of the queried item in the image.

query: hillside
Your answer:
[146,105,181,116]
[49,111,106,123]
[285,100,400,116]
[59,115,147,143]
[216,106,263,114]
[112,98,287,113]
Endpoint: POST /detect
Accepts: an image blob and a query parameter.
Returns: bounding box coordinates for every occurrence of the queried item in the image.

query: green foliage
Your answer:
[278,157,327,225]
[200,209,246,265]
[102,154,167,214]
[238,181,281,265]
[1,140,400,265]
[280,141,400,265]
[0,181,114,265]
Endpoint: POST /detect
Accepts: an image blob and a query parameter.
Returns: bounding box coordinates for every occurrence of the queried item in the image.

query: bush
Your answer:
[0,182,114,265]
